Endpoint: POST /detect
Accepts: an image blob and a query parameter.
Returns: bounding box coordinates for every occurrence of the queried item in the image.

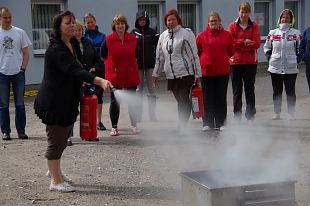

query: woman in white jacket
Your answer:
[264,9,302,120]
[152,8,201,129]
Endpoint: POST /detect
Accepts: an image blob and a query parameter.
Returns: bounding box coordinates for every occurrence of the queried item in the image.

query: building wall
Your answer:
[2,0,310,85]
[67,0,138,34]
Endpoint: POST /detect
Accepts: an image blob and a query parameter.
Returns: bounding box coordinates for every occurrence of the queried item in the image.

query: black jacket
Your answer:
[131,11,159,70]
[71,37,100,74]
[34,39,96,126]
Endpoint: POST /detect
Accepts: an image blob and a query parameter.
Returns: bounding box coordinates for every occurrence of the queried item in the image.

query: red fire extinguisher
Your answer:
[190,83,204,119]
[80,85,98,140]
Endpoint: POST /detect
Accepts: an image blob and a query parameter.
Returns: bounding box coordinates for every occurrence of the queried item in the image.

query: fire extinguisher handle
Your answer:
[194,77,201,86]
[192,82,200,88]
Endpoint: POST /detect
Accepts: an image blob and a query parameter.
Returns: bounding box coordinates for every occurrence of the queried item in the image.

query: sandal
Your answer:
[110,128,118,136]
[132,127,141,134]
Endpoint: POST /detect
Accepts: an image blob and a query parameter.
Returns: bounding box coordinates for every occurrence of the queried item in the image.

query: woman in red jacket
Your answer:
[227,2,261,123]
[101,15,140,136]
[196,11,234,131]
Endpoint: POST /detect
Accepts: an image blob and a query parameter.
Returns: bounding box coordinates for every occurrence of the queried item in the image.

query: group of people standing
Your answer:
[1,1,310,192]
[197,2,307,130]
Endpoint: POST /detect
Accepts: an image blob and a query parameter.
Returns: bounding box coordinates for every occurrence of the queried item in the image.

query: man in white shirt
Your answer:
[0,6,32,140]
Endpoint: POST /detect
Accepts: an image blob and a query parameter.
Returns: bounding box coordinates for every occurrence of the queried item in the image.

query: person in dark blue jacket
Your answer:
[131,11,159,121]
[299,27,310,92]
[84,13,107,130]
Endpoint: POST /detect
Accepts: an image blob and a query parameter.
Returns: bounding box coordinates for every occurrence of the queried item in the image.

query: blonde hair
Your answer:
[76,20,84,30]
[111,14,129,32]
[239,2,251,13]
[208,11,221,22]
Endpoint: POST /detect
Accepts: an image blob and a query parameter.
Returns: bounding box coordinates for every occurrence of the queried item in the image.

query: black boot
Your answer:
[148,95,157,121]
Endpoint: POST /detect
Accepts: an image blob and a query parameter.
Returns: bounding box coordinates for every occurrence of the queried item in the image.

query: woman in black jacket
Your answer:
[34,11,111,192]
[131,11,159,121]
[67,20,100,145]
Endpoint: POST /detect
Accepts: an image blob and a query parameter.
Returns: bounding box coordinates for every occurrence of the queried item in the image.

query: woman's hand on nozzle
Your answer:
[101,79,113,92]
[94,77,113,92]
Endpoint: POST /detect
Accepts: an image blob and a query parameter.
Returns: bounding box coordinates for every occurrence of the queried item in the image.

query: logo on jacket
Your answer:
[287,34,297,41]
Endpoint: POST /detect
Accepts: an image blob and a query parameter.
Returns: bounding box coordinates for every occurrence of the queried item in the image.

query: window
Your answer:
[138,2,162,33]
[31,0,64,55]
[177,3,197,34]
[285,0,299,28]
[254,1,272,37]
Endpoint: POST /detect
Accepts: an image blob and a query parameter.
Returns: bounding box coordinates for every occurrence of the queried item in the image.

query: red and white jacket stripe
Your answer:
[264,27,302,74]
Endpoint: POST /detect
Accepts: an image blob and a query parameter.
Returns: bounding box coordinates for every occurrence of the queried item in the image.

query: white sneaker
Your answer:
[219,126,225,131]
[202,126,211,131]
[49,181,75,192]
[288,113,295,120]
[46,171,73,183]
[272,113,280,120]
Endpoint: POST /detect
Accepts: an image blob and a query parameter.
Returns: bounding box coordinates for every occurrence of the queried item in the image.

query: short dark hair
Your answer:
[164,9,182,27]
[52,10,75,41]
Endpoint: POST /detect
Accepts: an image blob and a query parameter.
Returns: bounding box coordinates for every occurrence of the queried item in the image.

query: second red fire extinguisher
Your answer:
[190,83,204,119]
[80,85,98,140]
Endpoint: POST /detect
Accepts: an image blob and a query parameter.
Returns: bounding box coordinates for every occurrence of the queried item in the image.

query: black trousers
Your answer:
[201,74,229,128]
[110,86,138,128]
[306,65,310,92]
[168,75,195,124]
[231,64,257,120]
[270,73,297,115]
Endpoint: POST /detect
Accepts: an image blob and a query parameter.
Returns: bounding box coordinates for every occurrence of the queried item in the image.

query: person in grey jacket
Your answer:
[264,9,302,120]
[152,9,201,129]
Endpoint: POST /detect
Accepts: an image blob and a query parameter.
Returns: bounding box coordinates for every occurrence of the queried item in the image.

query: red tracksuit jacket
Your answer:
[227,19,261,65]
[196,26,235,76]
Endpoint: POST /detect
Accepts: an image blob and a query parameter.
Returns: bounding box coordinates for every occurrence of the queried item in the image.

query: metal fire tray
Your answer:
[180,170,296,206]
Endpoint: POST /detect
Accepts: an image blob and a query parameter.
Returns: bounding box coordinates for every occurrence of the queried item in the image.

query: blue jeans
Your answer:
[0,72,26,134]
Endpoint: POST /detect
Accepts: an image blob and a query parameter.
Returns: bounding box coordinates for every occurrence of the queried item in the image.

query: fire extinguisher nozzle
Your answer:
[111,87,117,92]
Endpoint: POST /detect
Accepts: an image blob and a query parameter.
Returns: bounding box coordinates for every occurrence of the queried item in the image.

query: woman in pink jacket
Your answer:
[196,11,234,131]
